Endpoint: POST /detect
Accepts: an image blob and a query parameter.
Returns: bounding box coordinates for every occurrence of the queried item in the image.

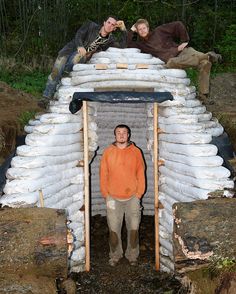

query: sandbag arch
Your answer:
[74,92,173,271]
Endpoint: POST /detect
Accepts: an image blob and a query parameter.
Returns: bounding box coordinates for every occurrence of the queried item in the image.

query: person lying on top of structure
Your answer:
[127,18,222,102]
[40,16,127,109]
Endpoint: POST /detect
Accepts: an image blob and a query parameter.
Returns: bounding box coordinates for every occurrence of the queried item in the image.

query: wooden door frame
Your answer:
[82,100,160,271]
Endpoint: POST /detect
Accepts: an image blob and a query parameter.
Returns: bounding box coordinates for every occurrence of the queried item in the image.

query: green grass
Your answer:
[18,110,37,129]
[0,67,48,98]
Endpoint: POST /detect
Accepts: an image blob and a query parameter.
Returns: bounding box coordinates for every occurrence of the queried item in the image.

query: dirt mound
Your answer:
[208,73,236,151]
[0,82,41,163]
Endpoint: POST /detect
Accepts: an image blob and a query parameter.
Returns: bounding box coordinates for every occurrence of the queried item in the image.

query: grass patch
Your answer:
[18,110,37,129]
[0,66,48,98]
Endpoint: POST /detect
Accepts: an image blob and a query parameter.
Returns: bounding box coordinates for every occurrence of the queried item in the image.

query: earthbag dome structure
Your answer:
[0,48,234,273]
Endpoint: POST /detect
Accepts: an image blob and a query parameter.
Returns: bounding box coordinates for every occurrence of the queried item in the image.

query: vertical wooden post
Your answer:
[153,102,160,271]
[82,101,90,271]
[39,190,44,207]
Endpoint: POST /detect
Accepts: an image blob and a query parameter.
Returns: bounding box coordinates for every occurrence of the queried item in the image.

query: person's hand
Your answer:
[77,47,86,56]
[116,20,126,31]
[131,24,137,32]
[178,42,188,52]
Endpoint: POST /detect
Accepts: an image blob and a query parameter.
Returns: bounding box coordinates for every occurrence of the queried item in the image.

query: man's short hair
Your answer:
[114,124,131,138]
[135,18,149,29]
[105,15,118,22]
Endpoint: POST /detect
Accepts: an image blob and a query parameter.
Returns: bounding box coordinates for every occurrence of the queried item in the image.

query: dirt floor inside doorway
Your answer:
[70,215,188,294]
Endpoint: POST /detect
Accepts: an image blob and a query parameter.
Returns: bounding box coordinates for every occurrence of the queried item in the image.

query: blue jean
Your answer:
[43,52,86,99]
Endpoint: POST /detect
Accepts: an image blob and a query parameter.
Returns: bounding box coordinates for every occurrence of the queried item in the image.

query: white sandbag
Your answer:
[0,193,38,207]
[91,50,153,59]
[160,184,200,202]
[61,77,72,86]
[159,225,171,239]
[160,86,196,97]
[67,200,85,215]
[25,133,83,146]
[205,124,224,137]
[160,246,170,257]
[164,160,231,179]
[71,174,84,184]
[38,113,81,124]
[159,150,223,166]
[4,167,81,194]
[159,132,212,144]
[158,115,198,124]
[16,143,83,157]
[159,192,172,213]
[71,72,190,86]
[159,105,206,116]
[71,194,84,205]
[7,161,79,180]
[163,177,212,199]
[28,119,41,126]
[159,141,218,157]
[70,246,85,262]
[159,209,173,233]
[196,111,212,121]
[33,122,83,135]
[24,125,35,133]
[45,185,82,207]
[160,166,234,190]
[89,56,164,65]
[11,152,82,168]
[68,210,84,224]
[157,122,204,133]
[48,104,73,114]
[106,47,140,53]
[56,86,94,102]
[160,256,175,271]
[184,99,202,107]
[76,80,185,90]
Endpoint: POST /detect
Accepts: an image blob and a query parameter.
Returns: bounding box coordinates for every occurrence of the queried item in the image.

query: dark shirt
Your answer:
[59,21,127,57]
[127,21,189,63]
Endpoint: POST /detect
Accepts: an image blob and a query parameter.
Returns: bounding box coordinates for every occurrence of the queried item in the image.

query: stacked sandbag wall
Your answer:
[0,87,98,272]
[0,47,234,273]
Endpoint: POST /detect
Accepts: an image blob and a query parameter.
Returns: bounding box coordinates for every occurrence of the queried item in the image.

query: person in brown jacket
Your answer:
[127,19,222,101]
[100,124,145,266]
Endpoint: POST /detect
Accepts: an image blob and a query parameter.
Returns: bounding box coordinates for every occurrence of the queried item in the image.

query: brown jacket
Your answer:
[127,21,189,62]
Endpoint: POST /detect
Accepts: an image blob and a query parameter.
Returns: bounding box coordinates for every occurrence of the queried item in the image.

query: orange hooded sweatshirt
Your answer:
[100,143,145,200]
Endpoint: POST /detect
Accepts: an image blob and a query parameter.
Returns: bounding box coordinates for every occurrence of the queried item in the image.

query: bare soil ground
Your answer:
[0,81,41,164]
[70,215,187,294]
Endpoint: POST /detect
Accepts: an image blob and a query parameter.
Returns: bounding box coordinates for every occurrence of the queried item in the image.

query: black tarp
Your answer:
[69,91,173,114]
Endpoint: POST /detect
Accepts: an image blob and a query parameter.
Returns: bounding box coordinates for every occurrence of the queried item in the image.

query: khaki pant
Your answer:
[166,47,212,95]
[106,196,141,263]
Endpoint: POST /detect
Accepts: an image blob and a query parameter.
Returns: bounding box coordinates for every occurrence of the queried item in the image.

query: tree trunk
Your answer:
[173,198,236,273]
[0,207,68,279]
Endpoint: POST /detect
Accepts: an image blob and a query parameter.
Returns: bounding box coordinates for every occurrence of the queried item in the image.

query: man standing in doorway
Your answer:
[127,19,222,101]
[100,124,146,266]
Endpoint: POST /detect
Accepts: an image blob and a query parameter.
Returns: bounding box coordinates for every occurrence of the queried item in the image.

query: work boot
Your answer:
[109,258,119,267]
[128,259,138,266]
[38,96,51,109]
[198,93,209,105]
[207,51,222,63]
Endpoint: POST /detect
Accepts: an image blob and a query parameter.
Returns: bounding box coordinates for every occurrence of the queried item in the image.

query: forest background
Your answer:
[0,0,235,96]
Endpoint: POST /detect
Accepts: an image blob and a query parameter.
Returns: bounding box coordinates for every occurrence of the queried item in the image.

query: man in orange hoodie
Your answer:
[100,124,146,266]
